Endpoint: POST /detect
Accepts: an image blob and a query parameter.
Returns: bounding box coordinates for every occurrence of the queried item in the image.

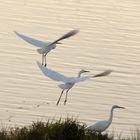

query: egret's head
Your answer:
[80,69,90,73]
[112,105,125,109]
[78,69,90,77]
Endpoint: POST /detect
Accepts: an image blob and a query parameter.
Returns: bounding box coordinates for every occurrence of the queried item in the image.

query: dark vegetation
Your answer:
[0,118,139,140]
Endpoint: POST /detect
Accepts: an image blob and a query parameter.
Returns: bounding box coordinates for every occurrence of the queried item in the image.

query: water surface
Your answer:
[0,0,140,136]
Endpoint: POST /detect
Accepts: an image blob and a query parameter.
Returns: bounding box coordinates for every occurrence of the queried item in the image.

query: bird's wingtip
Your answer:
[93,69,113,78]
[14,30,17,34]
[104,69,113,76]
[36,61,42,67]
[106,69,113,74]
[68,29,80,36]
[36,61,47,72]
[36,61,42,69]
[14,31,20,36]
[73,29,80,34]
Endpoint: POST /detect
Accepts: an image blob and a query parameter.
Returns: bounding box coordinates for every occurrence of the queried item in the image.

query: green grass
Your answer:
[0,118,139,140]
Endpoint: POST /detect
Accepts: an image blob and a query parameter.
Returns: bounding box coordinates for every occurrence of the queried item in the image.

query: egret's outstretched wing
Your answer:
[74,70,112,83]
[46,29,79,47]
[71,76,92,83]
[93,70,112,78]
[37,62,69,83]
[15,31,48,48]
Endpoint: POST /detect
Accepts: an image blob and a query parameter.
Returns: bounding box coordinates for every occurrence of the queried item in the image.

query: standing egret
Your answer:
[37,62,112,105]
[86,105,125,133]
[15,30,79,66]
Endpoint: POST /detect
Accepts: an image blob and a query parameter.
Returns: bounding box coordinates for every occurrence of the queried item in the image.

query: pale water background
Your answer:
[0,0,140,137]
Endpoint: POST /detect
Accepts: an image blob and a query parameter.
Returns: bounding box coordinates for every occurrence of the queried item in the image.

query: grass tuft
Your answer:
[0,118,139,140]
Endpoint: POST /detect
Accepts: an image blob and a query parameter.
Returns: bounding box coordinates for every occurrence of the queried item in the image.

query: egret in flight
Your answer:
[15,30,79,66]
[86,105,125,133]
[37,62,112,105]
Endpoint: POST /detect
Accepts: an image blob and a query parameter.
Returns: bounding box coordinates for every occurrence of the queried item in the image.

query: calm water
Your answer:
[0,0,140,136]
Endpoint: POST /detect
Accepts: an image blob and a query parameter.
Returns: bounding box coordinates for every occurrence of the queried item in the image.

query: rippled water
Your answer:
[0,0,140,136]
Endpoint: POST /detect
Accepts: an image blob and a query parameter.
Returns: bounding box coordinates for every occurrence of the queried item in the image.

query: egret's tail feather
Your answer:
[58,84,65,89]
[37,49,43,54]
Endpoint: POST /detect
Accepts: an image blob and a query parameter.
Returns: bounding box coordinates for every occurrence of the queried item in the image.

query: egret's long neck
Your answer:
[108,107,114,123]
[78,71,82,77]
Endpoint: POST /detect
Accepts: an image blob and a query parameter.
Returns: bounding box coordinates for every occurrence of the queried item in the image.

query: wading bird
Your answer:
[37,62,112,105]
[86,105,125,133]
[15,30,79,66]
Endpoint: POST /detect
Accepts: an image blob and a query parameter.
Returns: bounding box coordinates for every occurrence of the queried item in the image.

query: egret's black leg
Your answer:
[42,54,44,66]
[64,89,70,105]
[44,54,47,67]
[56,89,64,106]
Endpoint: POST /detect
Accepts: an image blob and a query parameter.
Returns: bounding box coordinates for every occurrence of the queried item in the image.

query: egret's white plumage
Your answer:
[15,30,79,66]
[86,105,125,132]
[14,31,49,48]
[37,62,112,105]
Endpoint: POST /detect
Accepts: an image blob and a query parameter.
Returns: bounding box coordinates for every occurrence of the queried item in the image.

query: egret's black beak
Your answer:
[118,106,125,109]
[84,70,90,73]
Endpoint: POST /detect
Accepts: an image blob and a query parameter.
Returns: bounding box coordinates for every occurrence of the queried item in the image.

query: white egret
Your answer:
[15,30,79,66]
[37,62,112,105]
[86,105,125,133]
